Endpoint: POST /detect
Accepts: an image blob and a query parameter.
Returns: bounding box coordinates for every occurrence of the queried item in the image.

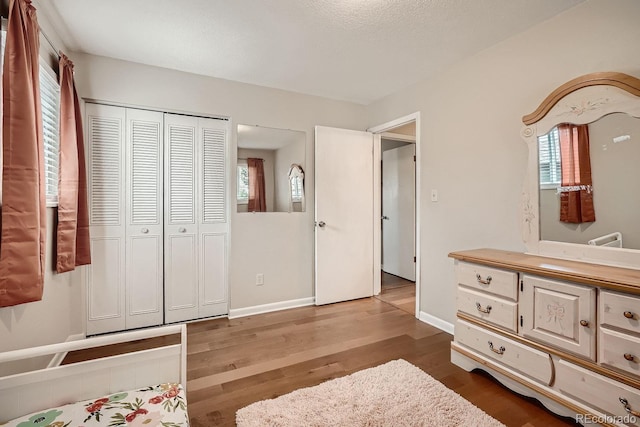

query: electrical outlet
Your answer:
[256,273,264,286]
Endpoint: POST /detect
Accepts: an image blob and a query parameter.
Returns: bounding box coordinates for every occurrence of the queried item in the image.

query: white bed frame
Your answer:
[0,324,187,423]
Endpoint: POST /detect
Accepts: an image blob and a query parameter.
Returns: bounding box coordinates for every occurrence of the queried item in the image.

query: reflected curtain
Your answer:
[0,0,46,307]
[558,123,595,223]
[56,52,91,273]
[247,158,266,212]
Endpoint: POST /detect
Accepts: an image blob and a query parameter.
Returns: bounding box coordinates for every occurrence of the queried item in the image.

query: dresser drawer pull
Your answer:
[624,311,636,319]
[475,274,492,285]
[579,319,589,327]
[475,302,492,314]
[619,398,640,417]
[624,353,637,362]
[487,341,505,355]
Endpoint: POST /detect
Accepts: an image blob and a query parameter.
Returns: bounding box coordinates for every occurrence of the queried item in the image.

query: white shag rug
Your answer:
[236,359,505,427]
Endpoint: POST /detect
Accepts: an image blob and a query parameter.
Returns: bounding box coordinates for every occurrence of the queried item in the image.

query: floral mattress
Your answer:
[2,383,189,427]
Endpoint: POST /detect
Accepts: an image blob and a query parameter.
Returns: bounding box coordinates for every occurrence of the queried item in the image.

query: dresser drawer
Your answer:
[457,287,517,332]
[455,261,518,300]
[599,327,640,378]
[556,359,640,426]
[455,320,553,385]
[600,290,640,334]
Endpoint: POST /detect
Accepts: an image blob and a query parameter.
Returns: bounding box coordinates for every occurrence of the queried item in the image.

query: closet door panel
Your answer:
[86,238,125,335]
[199,233,228,317]
[164,114,199,323]
[85,103,126,335]
[198,118,230,317]
[165,233,199,323]
[126,109,164,329]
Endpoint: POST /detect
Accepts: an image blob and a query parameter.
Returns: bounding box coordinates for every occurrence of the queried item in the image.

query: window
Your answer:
[237,160,249,204]
[0,25,60,207]
[40,63,60,206]
[538,126,561,188]
[290,175,303,202]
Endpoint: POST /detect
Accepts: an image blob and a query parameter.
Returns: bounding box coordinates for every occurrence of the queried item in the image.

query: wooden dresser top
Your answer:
[449,248,640,295]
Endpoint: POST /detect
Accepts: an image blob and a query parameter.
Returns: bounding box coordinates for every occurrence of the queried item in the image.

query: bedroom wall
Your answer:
[365,0,640,328]
[0,4,85,357]
[70,53,368,313]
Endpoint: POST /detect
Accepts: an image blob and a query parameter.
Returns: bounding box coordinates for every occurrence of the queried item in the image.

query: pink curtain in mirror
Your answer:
[559,123,595,223]
[56,52,91,273]
[0,0,46,307]
[247,158,266,212]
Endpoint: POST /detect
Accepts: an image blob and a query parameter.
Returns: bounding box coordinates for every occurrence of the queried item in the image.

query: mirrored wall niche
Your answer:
[236,125,306,213]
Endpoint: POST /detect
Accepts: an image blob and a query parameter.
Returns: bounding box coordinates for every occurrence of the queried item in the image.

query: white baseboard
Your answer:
[228,297,315,319]
[419,311,454,335]
[47,333,86,368]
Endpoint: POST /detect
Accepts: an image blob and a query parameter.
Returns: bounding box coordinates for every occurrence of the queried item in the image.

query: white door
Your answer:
[315,126,374,305]
[382,144,416,281]
[85,103,126,335]
[197,117,229,318]
[164,114,230,323]
[164,114,199,323]
[125,108,164,329]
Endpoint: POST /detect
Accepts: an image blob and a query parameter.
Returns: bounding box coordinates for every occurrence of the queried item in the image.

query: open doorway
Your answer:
[369,116,419,316]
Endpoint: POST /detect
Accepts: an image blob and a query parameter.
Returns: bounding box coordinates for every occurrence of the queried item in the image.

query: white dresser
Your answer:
[450,248,640,427]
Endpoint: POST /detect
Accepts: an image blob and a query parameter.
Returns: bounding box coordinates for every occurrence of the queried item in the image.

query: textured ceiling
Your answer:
[37,0,584,105]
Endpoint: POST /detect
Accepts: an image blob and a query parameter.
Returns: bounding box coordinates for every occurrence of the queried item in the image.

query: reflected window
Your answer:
[237,160,249,204]
[290,175,303,202]
[538,126,561,187]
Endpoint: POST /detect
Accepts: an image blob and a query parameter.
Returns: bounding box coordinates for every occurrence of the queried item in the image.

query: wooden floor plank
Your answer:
[65,297,577,427]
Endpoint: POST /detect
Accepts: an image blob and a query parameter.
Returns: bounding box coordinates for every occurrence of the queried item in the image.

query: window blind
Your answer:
[538,126,561,186]
[40,63,60,205]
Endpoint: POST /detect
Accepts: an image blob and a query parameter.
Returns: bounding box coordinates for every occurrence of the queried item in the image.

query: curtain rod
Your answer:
[1,12,60,57]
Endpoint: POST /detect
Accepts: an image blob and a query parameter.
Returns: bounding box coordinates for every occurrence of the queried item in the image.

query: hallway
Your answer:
[374,271,415,315]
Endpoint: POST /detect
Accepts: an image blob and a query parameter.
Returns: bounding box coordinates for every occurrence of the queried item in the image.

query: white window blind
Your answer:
[237,161,248,204]
[538,126,561,187]
[40,63,60,206]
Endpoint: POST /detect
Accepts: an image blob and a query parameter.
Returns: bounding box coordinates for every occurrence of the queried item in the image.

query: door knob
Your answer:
[178,227,186,233]
[141,228,149,234]
[381,216,389,220]
[317,221,326,228]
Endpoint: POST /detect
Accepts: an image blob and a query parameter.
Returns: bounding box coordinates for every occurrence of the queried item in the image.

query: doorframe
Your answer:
[368,112,421,318]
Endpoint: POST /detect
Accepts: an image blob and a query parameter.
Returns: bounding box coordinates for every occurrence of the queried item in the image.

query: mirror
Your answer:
[538,114,640,249]
[520,72,640,267]
[236,125,306,213]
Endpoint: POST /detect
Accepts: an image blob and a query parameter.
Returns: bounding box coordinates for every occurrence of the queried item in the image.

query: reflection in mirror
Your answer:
[538,113,640,249]
[237,125,306,213]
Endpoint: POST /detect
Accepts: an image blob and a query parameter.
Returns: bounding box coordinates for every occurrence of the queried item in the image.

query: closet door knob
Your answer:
[624,311,635,319]
[141,228,149,234]
[179,227,187,233]
[579,320,589,327]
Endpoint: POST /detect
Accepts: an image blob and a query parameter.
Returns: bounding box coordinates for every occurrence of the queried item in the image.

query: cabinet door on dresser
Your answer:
[520,275,596,360]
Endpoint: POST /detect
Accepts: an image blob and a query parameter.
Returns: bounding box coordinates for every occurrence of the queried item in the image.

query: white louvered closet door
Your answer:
[86,103,126,335]
[164,114,200,323]
[197,117,230,319]
[164,114,230,323]
[125,108,164,329]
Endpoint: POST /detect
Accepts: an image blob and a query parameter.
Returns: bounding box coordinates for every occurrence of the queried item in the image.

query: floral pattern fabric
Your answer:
[1,383,189,427]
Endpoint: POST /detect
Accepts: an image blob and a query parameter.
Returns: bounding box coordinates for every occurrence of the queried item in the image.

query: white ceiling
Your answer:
[37,0,584,105]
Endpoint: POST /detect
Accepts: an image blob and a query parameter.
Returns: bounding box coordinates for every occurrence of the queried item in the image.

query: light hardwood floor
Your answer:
[66,298,577,426]
[375,271,415,315]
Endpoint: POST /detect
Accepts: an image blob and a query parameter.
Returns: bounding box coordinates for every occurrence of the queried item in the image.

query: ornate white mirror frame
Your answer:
[520,72,640,268]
